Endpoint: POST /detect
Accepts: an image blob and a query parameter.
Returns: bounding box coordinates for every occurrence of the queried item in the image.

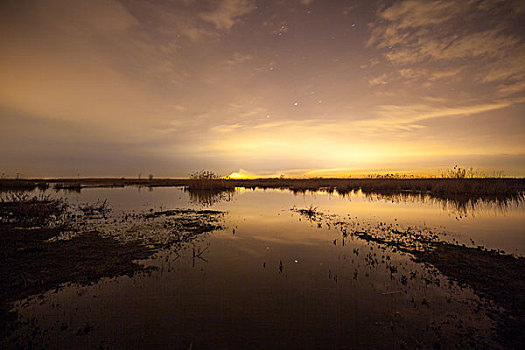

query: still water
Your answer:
[7,187,525,349]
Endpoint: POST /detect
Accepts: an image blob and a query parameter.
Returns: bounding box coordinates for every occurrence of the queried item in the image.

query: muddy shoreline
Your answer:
[294,207,525,349]
[413,243,525,348]
[0,196,225,346]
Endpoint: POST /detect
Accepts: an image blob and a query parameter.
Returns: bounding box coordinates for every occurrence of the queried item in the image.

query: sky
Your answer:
[1,0,524,178]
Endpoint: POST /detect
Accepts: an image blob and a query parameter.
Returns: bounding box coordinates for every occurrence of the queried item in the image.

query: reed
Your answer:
[225,177,524,196]
[187,170,235,190]
[1,167,523,197]
[0,193,67,226]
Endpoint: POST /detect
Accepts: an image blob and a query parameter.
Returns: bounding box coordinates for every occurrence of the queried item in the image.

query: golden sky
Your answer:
[1,0,524,177]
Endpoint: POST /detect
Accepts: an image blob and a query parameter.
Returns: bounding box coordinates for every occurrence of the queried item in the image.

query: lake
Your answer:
[3,186,524,349]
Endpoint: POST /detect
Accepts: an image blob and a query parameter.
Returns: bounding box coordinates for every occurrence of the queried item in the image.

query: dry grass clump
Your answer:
[292,204,321,219]
[0,193,67,226]
[187,170,235,190]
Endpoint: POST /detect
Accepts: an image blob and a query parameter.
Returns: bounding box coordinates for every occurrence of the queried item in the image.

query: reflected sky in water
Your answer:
[55,186,525,255]
[7,186,524,349]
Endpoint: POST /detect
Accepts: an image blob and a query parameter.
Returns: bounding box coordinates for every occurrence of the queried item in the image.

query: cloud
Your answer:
[224,53,253,65]
[372,101,514,126]
[200,0,256,30]
[203,99,515,150]
[391,30,517,65]
[38,0,139,34]
[368,1,523,63]
[1,0,523,177]
[398,68,427,81]
[378,0,464,29]
[479,46,525,96]
[428,69,461,81]
[368,73,389,86]
[366,0,525,102]
[117,1,213,41]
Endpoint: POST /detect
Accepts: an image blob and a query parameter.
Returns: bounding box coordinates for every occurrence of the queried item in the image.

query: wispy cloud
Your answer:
[224,53,253,65]
[200,0,256,30]
[368,74,389,86]
[366,0,525,108]
[372,101,514,125]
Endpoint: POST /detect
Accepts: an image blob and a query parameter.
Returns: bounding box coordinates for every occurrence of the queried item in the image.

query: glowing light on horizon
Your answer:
[0,0,523,177]
[227,172,249,179]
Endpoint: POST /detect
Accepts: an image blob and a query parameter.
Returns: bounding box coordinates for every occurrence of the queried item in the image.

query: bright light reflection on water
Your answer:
[6,187,524,349]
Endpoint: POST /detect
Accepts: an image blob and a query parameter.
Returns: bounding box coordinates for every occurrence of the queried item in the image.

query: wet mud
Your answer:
[0,195,224,347]
[293,207,525,349]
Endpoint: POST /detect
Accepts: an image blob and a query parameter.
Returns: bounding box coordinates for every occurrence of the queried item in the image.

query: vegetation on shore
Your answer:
[2,172,524,197]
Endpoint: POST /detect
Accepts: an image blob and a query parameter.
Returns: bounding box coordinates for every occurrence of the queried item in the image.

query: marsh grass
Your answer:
[1,169,523,198]
[187,170,235,190]
[292,204,320,219]
[78,199,111,217]
[225,177,524,196]
[0,193,67,226]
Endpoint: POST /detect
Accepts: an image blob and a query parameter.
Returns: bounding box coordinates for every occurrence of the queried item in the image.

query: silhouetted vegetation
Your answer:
[53,182,82,191]
[2,176,523,197]
[0,179,48,191]
[187,170,235,190]
[227,177,524,196]
[0,193,67,226]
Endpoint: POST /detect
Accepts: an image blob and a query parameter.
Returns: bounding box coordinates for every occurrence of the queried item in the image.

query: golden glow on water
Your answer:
[8,186,523,349]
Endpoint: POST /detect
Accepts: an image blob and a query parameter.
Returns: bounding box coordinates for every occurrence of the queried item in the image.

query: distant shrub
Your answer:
[188,170,234,190]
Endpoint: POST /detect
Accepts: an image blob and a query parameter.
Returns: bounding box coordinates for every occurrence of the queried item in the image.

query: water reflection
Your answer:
[2,186,524,349]
[185,188,235,207]
[358,191,525,218]
[184,186,524,217]
[289,205,524,348]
